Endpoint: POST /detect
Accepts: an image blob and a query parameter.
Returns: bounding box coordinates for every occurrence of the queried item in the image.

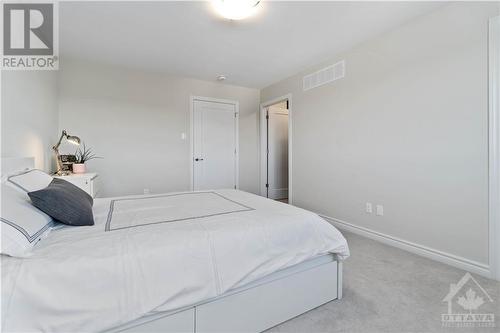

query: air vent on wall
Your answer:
[303,60,345,91]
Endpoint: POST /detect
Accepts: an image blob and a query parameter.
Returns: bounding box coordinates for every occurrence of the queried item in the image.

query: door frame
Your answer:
[189,96,240,191]
[260,94,292,204]
[489,16,500,281]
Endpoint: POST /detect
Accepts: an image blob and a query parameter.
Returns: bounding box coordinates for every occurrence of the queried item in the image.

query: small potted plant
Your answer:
[73,143,101,174]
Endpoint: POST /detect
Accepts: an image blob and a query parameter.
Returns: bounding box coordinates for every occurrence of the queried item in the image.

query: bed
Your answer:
[1,157,349,333]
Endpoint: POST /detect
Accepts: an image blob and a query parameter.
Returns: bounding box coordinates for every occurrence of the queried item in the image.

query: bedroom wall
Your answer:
[261,2,499,267]
[1,71,59,172]
[58,59,260,197]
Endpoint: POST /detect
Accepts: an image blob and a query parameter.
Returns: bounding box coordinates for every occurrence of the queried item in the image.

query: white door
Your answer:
[267,105,288,199]
[193,100,237,191]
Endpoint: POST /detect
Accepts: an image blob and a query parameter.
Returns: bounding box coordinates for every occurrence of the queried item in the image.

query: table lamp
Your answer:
[53,130,80,175]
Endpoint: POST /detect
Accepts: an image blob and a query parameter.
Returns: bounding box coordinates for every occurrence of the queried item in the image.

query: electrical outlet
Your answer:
[143,188,150,195]
[376,205,384,216]
[365,202,373,214]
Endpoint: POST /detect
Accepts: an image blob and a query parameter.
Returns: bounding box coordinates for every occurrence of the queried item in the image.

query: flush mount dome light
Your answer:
[213,0,261,20]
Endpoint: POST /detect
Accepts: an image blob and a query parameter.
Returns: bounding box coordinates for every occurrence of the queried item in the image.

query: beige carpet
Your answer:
[267,231,500,333]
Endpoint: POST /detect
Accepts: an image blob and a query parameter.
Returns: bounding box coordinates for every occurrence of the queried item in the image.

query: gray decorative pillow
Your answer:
[28,178,94,226]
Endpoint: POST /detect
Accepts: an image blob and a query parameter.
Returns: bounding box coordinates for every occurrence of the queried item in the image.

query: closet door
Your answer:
[193,100,237,191]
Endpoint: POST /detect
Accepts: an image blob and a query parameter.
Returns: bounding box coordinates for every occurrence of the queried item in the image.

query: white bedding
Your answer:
[1,190,349,333]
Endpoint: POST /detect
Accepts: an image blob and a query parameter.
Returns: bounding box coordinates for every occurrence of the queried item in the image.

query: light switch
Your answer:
[181,132,186,140]
[365,202,373,214]
[376,205,384,216]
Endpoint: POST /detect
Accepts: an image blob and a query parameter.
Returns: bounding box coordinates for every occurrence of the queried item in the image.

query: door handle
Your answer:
[195,158,204,161]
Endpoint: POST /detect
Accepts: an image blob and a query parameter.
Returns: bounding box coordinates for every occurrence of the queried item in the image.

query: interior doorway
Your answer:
[260,95,292,203]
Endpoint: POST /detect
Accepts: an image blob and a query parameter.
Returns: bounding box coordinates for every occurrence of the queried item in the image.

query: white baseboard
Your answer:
[320,214,492,279]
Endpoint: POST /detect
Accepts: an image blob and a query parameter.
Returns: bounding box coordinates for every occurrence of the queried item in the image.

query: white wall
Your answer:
[1,71,59,172]
[261,3,499,266]
[58,59,260,197]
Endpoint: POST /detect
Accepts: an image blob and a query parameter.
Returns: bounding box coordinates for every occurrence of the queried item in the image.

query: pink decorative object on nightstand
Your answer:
[72,163,86,174]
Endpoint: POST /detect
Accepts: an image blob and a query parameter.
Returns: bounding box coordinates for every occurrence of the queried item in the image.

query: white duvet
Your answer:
[1,190,349,333]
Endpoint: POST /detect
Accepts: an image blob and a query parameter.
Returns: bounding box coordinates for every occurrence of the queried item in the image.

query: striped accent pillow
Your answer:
[1,184,54,257]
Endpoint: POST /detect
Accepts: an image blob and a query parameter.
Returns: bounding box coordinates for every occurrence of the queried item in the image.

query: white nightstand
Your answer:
[54,173,99,198]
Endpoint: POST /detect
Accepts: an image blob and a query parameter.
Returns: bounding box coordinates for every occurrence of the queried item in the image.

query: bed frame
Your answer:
[1,158,344,333]
[106,255,342,333]
[1,157,36,175]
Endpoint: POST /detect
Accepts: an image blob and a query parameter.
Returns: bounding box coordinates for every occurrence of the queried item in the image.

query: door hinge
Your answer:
[265,183,269,188]
[266,115,269,120]
[234,185,236,189]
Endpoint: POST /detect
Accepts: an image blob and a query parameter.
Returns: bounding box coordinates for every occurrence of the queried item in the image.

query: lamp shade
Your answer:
[66,135,81,145]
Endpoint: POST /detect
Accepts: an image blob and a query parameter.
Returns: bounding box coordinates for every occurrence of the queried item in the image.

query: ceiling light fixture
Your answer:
[212,0,261,20]
[217,75,227,81]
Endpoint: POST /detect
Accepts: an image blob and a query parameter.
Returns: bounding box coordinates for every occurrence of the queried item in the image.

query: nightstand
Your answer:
[54,173,99,198]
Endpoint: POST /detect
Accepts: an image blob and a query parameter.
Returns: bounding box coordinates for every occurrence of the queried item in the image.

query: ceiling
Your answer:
[60,1,444,88]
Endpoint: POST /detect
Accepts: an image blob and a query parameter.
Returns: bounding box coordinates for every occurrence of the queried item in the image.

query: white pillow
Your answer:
[4,169,53,193]
[1,184,54,257]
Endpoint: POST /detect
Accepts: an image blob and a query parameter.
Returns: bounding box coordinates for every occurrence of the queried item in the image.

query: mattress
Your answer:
[1,189,349,332]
